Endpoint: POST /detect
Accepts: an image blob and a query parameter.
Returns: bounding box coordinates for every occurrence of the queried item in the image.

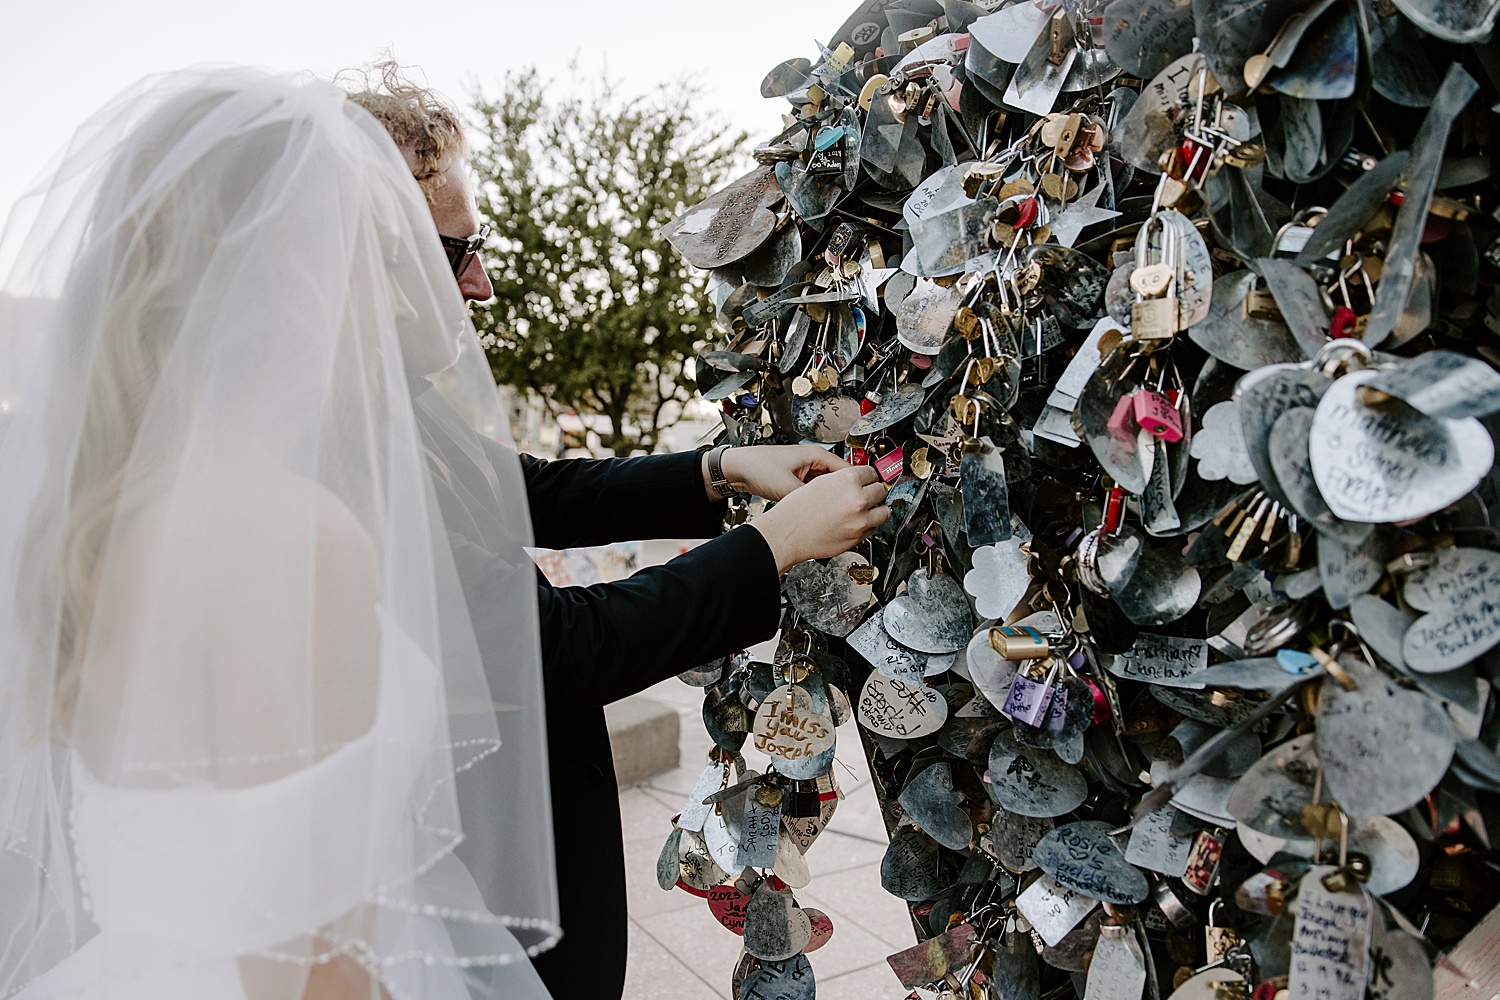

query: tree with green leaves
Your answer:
[467,70,746,456]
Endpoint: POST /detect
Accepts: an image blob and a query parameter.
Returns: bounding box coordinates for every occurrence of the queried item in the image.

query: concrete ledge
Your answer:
[606,695,681,787]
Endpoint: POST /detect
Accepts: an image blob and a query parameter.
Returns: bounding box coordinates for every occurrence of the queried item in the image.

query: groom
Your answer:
[348,71,890,1000]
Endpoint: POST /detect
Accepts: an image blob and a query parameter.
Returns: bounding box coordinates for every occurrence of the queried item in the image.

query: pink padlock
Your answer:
[1131,389,1184,442]
[1106,393,1137,442]
[873,445,905,482]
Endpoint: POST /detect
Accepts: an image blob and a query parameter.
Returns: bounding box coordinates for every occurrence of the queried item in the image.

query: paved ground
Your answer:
[620,661,914,1000]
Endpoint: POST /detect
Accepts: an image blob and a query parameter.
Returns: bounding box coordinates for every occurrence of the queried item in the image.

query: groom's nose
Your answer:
[457,254,493,303]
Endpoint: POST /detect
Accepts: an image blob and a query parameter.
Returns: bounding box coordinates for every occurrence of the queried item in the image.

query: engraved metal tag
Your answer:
[1124,806,1193,877]
[1317,659,1456,816]
[1288,868,1373,1000]
[847,613,926,685]
[737,951,816,1000]
[884,568,974,654]
[783,552,876,638]
[1034,820,1150,904]
[743,883,811,961]
[1402,547,1500,673]
[857,672,948,738]
[881,824,952,901]
[986,729,1089,817]
[663,166,782,269]
[1107,633,1209,688]
[1310,369,1494,523]
[1016,872,1100,947]
[897,761,972,850]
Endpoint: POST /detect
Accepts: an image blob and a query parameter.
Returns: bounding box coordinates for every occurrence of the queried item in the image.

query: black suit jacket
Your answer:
[473,447,780,1000]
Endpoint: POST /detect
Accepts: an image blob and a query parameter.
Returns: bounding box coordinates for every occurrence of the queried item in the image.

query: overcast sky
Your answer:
[0,0,856,221]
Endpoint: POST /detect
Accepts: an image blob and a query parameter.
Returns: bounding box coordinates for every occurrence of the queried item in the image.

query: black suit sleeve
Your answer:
[534,525,781,708]
[499,442,723,549]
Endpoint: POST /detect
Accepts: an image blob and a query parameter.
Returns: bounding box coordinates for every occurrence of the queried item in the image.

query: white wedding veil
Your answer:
[0,67,557,999]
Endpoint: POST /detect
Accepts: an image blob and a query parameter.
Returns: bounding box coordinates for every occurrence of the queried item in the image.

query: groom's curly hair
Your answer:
[343,60,466,203]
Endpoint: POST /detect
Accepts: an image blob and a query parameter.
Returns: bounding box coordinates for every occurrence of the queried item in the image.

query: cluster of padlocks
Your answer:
[655,1,1500,998]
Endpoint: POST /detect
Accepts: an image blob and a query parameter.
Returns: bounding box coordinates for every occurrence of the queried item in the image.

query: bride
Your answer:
[0,69,558,999]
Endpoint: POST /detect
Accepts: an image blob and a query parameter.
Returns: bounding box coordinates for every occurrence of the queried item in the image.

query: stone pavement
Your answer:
[619,665,914,1000]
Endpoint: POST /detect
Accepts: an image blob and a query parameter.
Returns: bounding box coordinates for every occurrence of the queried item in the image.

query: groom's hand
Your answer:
[702,444,848,502]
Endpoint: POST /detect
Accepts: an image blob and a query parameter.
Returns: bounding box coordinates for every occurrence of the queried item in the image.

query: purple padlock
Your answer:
[1002,663,1058,726]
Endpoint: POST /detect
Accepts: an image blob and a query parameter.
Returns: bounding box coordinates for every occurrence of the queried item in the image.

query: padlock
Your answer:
[873,445,905,482]
[1001,659,1059,726]
[1129,213,1181,340]
[988,625,1050,660]
[1106,392,1138,441]
[1131,389,1183,442]
[1204,900,1239,965]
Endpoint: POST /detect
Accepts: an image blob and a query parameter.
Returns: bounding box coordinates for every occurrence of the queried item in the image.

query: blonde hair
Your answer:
[343,61,466,202]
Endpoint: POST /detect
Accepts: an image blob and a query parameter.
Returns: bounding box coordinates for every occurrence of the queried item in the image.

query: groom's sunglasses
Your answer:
[439,224,490,278]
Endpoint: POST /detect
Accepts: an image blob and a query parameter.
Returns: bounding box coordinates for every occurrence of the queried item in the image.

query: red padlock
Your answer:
[1015,196,1040,230]
[873,445,905,482]
[1330,305,1359,339]
[1106,392,1137,442]
[849,446,869,466]
[1131,389,1184,442]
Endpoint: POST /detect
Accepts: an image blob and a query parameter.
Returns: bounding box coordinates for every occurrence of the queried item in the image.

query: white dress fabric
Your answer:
[0,68,557,1000]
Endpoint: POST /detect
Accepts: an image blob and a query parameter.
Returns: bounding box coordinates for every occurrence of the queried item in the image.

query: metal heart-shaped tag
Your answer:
[1033,820,1150,904]
[847,614,926,685]
[707,881,751,935]
[884,568,974,654]
[896,278,962,355]
[881,824,952,901]
[986,729,1088,817]
[1119,54,1205,171]
[1401,548,1500,672]
[1106,633,1208,688]
[743,883,811,961]
[772,825,811,888]
[1235,362,1332,505]
[1099,526,1202,627]
[857,672,948,739]
[1101,0,1197,78]
[1191,268,1306,370]
[804,908,834,952]
[677,827,729,893]
[981,809,1053,872]
[1364,350,1500,420]
[966,627,1021,711]
[770,743,835,781]
[1269,407,1374,549]
[848,384,925,436]
[783,552,876,638]
[790,393,861,444]
[662,166,782,269]
[737,952,815,1000]
[781,793,836,855]
[886,922,977,989]
[1350,594,1418,672]
[963,539,1031,621]
[1317,659,1457,816]
[657,827,684,890]
[1124,806,1193,878]
[1189,400,1257,484]
[1310,369,1495,523]
[897,761,972,851]
[1367,921,1433,1000]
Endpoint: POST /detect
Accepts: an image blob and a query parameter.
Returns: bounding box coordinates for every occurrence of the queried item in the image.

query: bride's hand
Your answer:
[702,444,848,502]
